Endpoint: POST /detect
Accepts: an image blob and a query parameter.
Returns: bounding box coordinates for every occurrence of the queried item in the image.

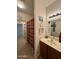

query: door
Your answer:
[17,24,23,38]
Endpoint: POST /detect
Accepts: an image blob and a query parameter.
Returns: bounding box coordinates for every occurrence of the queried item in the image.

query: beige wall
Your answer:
[46,0,61,16]
[34,0,46,58]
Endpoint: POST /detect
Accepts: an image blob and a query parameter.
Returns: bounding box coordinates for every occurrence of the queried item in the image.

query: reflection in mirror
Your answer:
[51,18,61,37]
[51,20,56,36]
[47,18,61,39]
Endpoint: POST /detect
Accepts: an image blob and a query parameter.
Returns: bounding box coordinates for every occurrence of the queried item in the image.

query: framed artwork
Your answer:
[39,16,43,22]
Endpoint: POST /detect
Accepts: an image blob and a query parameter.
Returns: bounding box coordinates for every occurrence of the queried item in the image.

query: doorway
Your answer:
[17,24,23,38]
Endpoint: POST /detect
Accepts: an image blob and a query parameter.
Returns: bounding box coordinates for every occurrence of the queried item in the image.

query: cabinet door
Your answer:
[40,41,48,59]
[48,46,61,59]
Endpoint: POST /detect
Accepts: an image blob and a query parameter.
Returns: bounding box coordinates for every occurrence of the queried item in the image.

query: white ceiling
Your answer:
[17,0,34,15]
[17,0,56,15]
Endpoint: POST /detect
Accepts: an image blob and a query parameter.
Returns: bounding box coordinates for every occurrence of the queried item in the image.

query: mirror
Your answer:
[48,17,61,38]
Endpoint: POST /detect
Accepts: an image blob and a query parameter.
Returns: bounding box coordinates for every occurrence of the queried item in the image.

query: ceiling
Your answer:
[17,0,34,16]
[17,0,56,15]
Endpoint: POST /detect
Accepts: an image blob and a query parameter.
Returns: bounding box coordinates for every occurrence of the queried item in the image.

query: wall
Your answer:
[46,0,61,16]
[46,0,61,37]
[34,0,46,58]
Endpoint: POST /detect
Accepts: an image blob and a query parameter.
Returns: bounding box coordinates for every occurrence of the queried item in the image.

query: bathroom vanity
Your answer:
[40,37,61,59]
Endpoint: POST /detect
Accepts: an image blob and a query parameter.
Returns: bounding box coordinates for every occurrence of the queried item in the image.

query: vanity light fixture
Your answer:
[49,12,61,18]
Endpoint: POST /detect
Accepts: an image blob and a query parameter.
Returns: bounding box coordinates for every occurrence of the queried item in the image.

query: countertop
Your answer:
[40,36,61,52]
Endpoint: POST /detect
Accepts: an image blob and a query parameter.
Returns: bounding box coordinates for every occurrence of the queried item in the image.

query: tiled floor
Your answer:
[17,38,43,59]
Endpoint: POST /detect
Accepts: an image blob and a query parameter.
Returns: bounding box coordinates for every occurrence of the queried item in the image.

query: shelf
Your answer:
[26,19,34,48]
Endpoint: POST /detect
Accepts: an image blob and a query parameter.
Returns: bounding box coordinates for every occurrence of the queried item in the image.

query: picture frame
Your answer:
[39,16,43,22]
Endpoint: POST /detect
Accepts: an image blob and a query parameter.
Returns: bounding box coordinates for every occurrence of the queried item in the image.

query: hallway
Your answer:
[17,38,43,59]
[17,38,34,59]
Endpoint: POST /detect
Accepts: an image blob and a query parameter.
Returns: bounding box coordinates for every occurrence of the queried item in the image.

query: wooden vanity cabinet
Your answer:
[40,41,61,59]
[48,46,61,59]
[40,41,48,59]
